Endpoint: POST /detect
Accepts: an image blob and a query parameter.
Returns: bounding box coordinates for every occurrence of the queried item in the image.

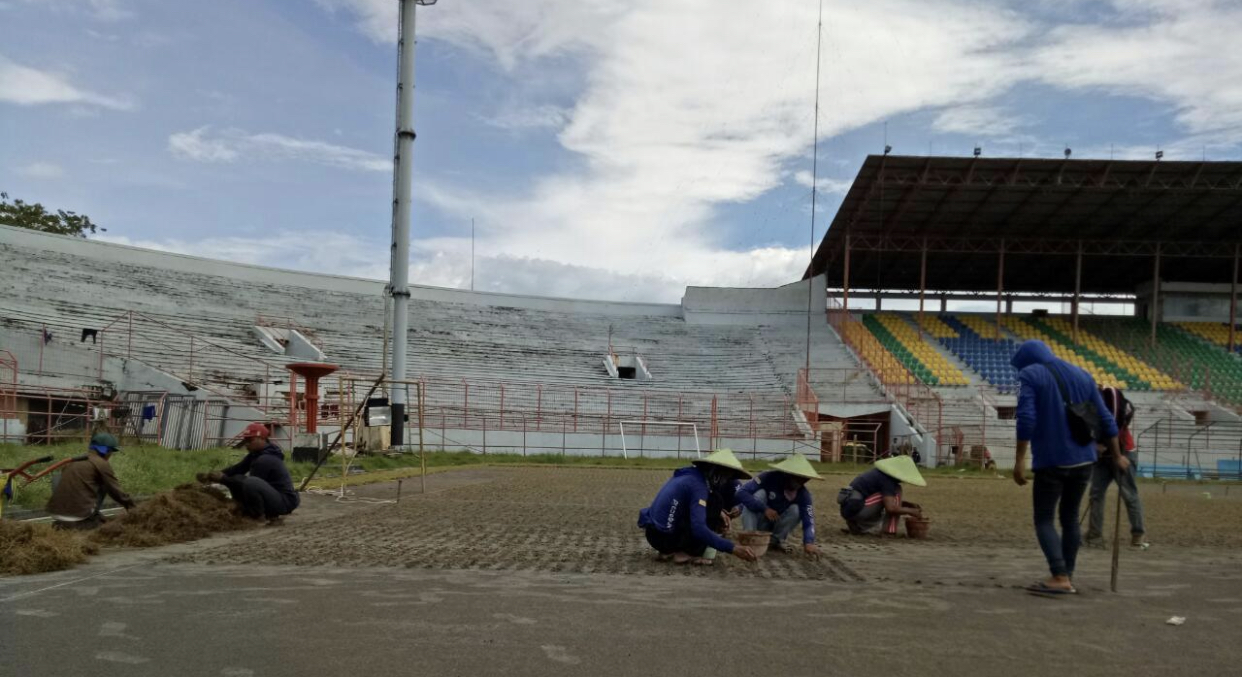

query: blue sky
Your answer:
[2,0,1240,302]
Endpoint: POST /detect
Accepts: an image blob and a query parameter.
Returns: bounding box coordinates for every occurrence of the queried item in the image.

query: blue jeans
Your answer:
[1086,451,1145,539]
[740,490,801,545]
[1032,465,1092,578]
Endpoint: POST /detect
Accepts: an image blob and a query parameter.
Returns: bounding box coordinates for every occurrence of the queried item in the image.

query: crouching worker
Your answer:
[736,455,822,558]
[198,423,298,523]
[637,449,759,565]
[838,456,926,535]
[46,432,136,530]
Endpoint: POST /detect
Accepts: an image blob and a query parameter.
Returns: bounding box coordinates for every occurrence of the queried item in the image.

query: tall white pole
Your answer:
[388,0,419,446]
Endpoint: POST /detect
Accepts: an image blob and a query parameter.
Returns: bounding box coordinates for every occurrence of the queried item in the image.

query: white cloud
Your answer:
[18,0,130,21]
[168,127,390,172]
[398,0,1030,294]
[0,54,133,109]
[933,105,1026,137]
[15,161,65,179]
[316,0,620,70]
[480,104,570,132]
[792,170,853,195]
[1033,0,1242,143]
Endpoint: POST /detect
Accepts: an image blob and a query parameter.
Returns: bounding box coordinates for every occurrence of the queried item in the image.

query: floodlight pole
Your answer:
[388,0,429,447]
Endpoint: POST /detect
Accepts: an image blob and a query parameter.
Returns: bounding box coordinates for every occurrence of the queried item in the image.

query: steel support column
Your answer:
[1150,243,1162,349]
[918,237,928,338]
[1072,240,1083,345]
[996,239,1005,338]
[1230,243,1240,354]
[843,231,852,314]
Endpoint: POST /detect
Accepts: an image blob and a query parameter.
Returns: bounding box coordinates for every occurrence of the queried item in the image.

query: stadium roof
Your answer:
[805,155,1242,295]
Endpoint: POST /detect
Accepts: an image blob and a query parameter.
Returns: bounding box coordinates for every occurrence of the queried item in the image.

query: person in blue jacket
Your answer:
[638,448,759,565]
[736,454,822,558]
[1011,339,1125,595]
[198,422,300,524]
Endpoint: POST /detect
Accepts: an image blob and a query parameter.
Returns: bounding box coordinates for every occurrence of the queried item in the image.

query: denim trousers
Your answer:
[1032,464,1092,577]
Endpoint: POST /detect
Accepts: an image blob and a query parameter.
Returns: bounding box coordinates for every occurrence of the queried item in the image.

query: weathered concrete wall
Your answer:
[411,427,812,460]
[0,225,680,317]
[683,275,826,326]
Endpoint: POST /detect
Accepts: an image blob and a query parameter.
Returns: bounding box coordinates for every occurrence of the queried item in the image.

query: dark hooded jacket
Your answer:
[1011,340,1118,469]
[222,443,300,511]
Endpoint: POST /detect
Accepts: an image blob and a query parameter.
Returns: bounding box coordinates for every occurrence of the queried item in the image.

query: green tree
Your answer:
[0,192,105,238]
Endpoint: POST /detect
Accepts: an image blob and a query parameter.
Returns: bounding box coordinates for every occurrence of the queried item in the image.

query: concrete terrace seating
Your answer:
[0,230,840,436]
[938,315,1020,393]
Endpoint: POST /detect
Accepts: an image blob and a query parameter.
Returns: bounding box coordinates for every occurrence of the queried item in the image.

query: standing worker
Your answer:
[198,423,299,524]
[838,455,926,535]
[1085,386,1149,548]
[736,455,822,558]
[1011,340,1125,595]
[46,432,136,530]
[638,449,758,565]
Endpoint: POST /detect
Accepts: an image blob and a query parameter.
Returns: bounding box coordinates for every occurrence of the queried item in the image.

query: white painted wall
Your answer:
[683,275,827,325]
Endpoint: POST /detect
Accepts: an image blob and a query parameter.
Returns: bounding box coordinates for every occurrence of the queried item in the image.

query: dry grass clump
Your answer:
[0,521,99,576]
[92,484,258,547]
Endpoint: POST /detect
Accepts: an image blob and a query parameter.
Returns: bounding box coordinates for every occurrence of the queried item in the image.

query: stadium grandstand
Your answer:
[805,154,1242,479]
[2,155,1241,479]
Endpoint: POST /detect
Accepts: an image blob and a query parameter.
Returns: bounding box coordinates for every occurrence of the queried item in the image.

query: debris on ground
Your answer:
[1166,616,1186,626]
[92,484,258,548]
[0,520,99,576]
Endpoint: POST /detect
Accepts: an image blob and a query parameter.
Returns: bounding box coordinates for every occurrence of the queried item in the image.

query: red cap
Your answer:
[240,422,270,439]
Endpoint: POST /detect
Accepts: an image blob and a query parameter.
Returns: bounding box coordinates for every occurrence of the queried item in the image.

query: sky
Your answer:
[3,0,1242,303]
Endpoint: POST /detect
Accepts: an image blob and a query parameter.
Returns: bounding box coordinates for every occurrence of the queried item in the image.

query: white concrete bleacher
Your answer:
[0,226,835,437]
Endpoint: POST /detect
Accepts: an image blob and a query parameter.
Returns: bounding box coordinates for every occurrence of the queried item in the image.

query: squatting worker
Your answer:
[46,432,136,530]
[1011,339,1124,596]
[198,423,299,523]
[1085,386,1148,549]
[736,455,822,558]
[837,456,926,535]
[637,448,759,565]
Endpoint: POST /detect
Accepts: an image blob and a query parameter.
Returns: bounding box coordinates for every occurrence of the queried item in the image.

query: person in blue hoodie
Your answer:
[198,423,299,523]
[638,448,759,565]
[1011,339,1125,595]
[736,454,822,558]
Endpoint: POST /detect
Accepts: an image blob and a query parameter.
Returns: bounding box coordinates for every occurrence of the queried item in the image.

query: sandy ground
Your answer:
[3,466,1240,676]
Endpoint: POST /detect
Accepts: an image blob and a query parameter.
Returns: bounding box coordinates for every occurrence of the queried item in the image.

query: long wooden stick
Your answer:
[1109,478,1123,592]
[298,373,386,491]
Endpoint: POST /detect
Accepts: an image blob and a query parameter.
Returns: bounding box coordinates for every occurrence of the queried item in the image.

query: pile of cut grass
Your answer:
[0,520,98,576]
[92,484,257,548]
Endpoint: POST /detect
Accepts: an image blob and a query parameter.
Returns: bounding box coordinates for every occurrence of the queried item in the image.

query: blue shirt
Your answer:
[637,466,734,553]
[736,471,816,544]
[1011,340,1118,470]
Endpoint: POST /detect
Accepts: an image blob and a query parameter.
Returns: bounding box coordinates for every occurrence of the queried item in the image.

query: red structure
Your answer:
[287,363,339,433]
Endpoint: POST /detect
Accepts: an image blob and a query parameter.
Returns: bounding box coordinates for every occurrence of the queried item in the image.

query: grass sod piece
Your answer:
[0,520,98,576]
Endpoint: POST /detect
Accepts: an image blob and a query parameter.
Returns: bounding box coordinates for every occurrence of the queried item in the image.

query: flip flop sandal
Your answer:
[1025,581,1077,597]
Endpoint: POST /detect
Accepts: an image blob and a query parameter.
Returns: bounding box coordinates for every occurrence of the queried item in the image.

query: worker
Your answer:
[46,432,136,530]
[735,455,822,558]
[638,448,759,565]
[197,423,298,523]
[838,456,926,535]
[1085,386,1148,548]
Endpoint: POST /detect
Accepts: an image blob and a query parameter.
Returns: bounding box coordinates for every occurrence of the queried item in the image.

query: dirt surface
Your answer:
[5,466,1242,677]
[174,467,1242,575]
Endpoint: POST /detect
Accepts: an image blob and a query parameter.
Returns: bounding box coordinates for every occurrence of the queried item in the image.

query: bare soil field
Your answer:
[174,467,1242,577]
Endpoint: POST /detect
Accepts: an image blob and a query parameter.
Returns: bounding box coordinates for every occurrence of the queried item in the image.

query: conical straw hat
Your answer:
[692,448,752,479]
[767,454,823,481]
[874,456,927,487]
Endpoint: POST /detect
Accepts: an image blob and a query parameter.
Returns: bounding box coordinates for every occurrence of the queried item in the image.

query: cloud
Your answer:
[480,104,570,132]
[168,127,390,172]
[402,0,1030,295]
[18,0,131,21]
[15,161,65,179]
[1033,0,1242,143]
[933,105,1026,137]
[792,170,853,195]
[316,0,620,70]
[0,54,133,109]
